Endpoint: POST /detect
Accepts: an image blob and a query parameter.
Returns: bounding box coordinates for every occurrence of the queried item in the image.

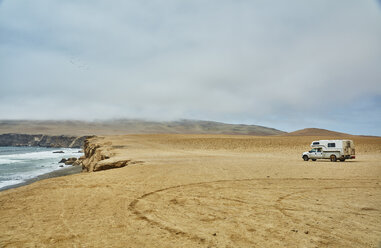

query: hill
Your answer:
[283,128,352,137]
[0,119,285,136]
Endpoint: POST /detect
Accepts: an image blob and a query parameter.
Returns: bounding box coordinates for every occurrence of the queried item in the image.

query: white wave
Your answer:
[0,163,73,190]
[0,158,21,165]
[0,148,82,190]
[0,179,26,189]
[0,148,82,161]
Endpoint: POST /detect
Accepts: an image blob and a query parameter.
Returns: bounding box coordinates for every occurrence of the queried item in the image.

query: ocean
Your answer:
[0,146,83,190]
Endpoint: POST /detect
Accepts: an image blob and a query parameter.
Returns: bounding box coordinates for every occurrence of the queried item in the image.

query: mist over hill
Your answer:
[0,119,285,136]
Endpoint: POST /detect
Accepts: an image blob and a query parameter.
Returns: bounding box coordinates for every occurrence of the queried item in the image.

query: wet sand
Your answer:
[0,134,380,247]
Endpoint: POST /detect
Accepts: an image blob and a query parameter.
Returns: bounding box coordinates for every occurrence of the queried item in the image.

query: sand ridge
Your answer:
[0,134,380,247]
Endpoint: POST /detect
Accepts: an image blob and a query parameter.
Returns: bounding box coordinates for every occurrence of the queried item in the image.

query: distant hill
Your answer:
[0,119,285,136]
[283,128,352,137]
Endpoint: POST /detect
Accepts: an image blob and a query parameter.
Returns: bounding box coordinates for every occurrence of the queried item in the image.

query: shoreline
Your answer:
[0,165,82,192]
[1,134,380,247]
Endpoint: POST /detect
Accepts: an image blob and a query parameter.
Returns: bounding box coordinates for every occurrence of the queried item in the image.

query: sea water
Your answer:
[0,146,83,190]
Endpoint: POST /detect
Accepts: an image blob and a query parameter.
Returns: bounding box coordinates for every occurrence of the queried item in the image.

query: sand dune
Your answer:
[0,134,380,247]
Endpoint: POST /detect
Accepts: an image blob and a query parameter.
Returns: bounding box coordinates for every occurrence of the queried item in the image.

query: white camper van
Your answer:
[302,140,355,162]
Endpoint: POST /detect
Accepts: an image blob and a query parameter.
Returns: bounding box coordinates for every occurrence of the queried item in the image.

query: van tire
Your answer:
[312,159,317,161]
[339,158,345,162]
[303,155,309,161]
[330,155,337,162]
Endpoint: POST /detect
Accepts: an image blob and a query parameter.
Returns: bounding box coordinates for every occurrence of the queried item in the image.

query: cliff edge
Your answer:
[0,133,90,148]
[81,137,132,172]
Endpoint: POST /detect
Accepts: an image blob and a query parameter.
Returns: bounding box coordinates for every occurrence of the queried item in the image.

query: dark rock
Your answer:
[53,151,64,153]
[304,231,309,234]
[59,165,64,167]
[59,158,67,163]
[64,157,77,165]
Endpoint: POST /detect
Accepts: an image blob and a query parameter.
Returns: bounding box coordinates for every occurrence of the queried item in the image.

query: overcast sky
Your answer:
[1,0,381,135]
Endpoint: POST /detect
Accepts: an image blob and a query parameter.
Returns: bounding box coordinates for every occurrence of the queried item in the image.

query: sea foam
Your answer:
[0,147,83,190]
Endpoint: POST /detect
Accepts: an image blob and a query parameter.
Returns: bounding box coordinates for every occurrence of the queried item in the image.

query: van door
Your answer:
[315,148,323,159]
[309,148,317,158]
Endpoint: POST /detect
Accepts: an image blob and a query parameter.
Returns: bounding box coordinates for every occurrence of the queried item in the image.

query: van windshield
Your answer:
[309,148,322,153]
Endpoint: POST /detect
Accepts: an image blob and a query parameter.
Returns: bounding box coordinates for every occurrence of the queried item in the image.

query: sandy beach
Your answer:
[0,134,380,247]
[2,0,380,247]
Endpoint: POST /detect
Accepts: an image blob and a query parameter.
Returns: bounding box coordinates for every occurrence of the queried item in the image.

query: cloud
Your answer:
[0,0,381,135]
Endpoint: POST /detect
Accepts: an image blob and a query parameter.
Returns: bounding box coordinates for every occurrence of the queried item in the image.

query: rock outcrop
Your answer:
[59,157,82,166]
[64,157,78,165]
[0,133,91,148]
[81,138,130,172]
[59,158,67,163]
[72,159,82,166]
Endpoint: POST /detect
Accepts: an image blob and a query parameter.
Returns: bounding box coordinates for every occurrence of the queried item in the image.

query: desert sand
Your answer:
[1,134,380,247]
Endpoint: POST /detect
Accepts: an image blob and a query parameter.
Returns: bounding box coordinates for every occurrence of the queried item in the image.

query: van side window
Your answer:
[313,142,319,145]
[328,143,336,147]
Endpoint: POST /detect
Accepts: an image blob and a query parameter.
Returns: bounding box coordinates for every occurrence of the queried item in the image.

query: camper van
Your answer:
[302,140,355,162]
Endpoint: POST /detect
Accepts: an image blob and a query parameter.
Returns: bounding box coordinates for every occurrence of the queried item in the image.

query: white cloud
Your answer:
[0,0,381,135]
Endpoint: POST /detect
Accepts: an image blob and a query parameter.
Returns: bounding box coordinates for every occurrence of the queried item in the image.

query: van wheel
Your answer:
[303,155,309,161]
[312,159,317,161]
[330,155,337,162]
[339,158,345,162]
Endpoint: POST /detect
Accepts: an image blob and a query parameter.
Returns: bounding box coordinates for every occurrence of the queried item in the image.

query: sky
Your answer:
[0,0,381,135]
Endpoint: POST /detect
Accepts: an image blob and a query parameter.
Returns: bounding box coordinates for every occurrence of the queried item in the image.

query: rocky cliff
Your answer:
[81,138,132,172]
[0,133,91,148]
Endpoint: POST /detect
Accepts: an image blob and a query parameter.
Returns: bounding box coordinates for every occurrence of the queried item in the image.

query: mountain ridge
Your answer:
[0,119,285,136]
[283,128,352,137]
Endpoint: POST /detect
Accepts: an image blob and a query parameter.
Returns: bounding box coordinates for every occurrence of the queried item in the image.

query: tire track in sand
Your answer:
[274,184,381,247]
[57,188,82,247]
[129,178,302,245]
[129,178,381,246]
